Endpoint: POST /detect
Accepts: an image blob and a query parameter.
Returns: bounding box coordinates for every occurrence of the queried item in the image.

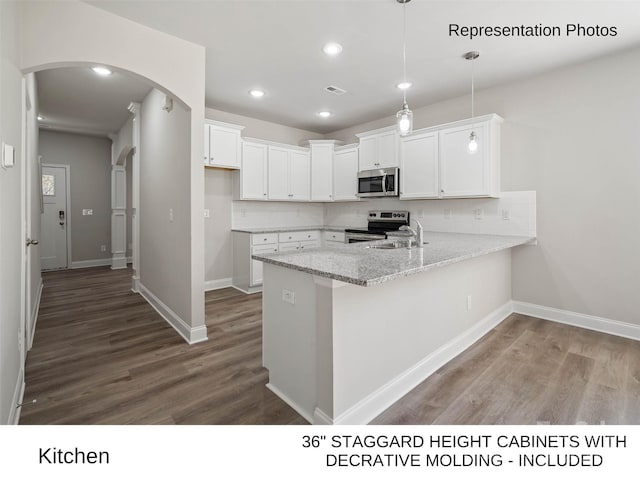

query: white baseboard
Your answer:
[266,383,314,424]
[7,367,25,425]
[29,278,44,350]
[329,301,514,425]
[205,277,232,292]
[231,285,262,295]
[513,301,640,342]
[70,258,112,269]
[313,408,333,426]
[138,282,208,345]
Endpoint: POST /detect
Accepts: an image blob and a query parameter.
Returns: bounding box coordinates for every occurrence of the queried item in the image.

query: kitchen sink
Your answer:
[365,241,429,249]
[365,241,407,249]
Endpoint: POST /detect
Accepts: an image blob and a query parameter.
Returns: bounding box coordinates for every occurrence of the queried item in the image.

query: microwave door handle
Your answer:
[381,174,387,194]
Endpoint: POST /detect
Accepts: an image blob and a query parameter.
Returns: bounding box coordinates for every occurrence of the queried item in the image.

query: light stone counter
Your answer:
[232,225,352,234]
[253,231,535,287]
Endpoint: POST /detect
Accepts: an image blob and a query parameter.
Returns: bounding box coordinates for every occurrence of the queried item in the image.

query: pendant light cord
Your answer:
[470,55,475,119]
[402,1,407,105]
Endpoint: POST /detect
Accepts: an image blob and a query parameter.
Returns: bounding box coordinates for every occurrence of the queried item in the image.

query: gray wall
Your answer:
[204,107,323,285]
[140,88,191,320]
[39,130,112,263]
[328,47,640,326]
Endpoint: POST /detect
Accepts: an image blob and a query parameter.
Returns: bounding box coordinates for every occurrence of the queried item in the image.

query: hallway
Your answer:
[20,267,305,424]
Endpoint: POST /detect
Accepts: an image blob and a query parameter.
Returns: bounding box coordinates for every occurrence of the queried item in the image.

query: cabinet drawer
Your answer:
[251,233,279,245]
[252,244,279,255]
[278,230,319,243]
[299,240,320,250]
[278,242,300,252]
[323,231,345,243]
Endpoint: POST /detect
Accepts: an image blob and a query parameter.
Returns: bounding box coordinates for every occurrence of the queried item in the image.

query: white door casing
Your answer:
[40,165,70,271]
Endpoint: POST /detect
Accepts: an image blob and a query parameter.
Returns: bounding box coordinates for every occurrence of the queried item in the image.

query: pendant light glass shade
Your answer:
[467,131,478,154]
[397,103,413,136]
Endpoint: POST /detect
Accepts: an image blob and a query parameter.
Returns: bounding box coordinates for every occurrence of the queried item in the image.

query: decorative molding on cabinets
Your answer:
[266,383,315,424]
[29,278,44,350]
[324,301,513,425]
[512,301,640,341]
[8,367,25,425]
[204,119,245,131]
[242,136,310,152]
[205,277,232,292]
[138,282,208,345]
[355,124,398,139]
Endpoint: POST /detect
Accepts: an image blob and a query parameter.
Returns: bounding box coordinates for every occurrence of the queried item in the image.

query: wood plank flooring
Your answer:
[20,267,305,425]
[20,266,640,424]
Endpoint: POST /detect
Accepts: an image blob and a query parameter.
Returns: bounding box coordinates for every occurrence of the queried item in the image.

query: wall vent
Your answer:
[324,85,347,96]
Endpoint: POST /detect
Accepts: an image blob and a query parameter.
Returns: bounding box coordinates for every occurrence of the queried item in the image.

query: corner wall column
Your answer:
[128,102,141,290]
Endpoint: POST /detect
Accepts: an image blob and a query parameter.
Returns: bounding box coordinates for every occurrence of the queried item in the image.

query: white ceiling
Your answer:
[46,1,640,135]
[36,67,152,137]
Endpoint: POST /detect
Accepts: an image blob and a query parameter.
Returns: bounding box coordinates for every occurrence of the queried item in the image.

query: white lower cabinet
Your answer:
[233,230,320,292]
[323,231,345,245]
[251,244,278,286]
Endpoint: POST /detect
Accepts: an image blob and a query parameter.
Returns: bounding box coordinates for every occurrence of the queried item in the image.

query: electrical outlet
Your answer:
[444,208,452,220]
[204,209,210,218]
[467,295,472,311]
[282,289,295,305]
[100,245,107,252]
[169,208,174,222]
[82,209,93,216]
[474,208,484,220]
[502,209,510,221]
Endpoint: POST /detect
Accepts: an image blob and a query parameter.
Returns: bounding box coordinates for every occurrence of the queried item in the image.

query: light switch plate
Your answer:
[282,289,295,305]
[2,142,15,168]
[82,209,93,216]
[204,209,210,218]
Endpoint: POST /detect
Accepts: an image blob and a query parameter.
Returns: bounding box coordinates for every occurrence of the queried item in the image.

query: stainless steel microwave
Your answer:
[357,167,399,198]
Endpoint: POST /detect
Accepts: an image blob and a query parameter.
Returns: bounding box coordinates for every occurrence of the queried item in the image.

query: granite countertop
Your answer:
[252,231,536,287]
[232,225,353,234]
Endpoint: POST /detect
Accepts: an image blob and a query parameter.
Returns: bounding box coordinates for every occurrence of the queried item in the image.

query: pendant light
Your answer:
[396,0,412,136]
[464,51,480,154]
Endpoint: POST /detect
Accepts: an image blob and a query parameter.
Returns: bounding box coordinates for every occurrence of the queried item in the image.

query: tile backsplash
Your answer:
[232,201,324,229]
[324,191,536,237]
[232,191,536,237]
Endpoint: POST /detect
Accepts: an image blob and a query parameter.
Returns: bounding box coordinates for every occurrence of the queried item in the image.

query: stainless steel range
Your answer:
[344,210,410,243]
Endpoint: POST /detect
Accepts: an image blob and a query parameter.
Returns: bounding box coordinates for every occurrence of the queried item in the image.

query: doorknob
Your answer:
[26,238,39,246]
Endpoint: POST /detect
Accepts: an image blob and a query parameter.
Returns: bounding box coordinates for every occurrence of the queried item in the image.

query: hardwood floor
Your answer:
[20,266,640,424]
[373,313,640,425]
[20,267,306,425]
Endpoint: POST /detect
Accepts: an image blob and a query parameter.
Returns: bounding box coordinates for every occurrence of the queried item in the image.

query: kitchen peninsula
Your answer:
[253,232,535,425]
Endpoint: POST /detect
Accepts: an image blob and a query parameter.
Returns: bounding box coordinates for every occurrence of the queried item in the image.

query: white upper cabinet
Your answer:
[398,114,502,199]
[288,150,310,200]
[333,145,359,201]
[356,127,398,171]
[204,120,244,169]
[267,145,310,201]
[309,142,334,202]
[400,131,439,199]
[238,140,268,200]
[439,115,501,198]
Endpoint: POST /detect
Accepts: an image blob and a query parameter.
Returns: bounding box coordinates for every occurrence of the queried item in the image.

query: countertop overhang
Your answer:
[252,231,536,287]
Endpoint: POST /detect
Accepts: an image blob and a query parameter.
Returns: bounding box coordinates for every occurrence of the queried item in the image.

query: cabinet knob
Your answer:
[210,157,214,161]
[263,193,267,196]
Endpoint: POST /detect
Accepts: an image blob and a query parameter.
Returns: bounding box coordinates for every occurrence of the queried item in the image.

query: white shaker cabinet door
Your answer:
[267,146,290,200]
[240,141,268,200]
[289,150,310,201]
[400,131,439,199]
[439,122,489,197]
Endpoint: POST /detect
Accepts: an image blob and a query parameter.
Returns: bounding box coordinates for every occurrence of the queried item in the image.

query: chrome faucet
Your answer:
[399,220,424,248]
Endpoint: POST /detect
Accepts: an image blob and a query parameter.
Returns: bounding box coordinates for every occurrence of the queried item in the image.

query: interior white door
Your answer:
[40,165,68,270]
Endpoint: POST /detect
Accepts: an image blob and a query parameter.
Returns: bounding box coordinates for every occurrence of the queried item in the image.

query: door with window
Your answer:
[40,165,69,270]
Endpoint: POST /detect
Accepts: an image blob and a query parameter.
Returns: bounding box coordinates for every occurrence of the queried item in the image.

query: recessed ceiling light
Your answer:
[92,66,112,76]
[317,111,333,118]
[37,115,45,121]
[396,82,412,90]
[249,89,265,98]
[322,42,343,56]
